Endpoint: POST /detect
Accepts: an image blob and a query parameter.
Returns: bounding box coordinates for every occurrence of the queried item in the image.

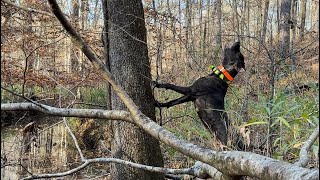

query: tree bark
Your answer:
[102,0,111,110]
[290,0,298,67]
[261,0,270,43]
[279,0,291,59]
[92,0,100,29]
[70,0,80,72]
[300,0,307,39]
[107,0,164,179]
[214,0,222,50]
[276,0,280,35]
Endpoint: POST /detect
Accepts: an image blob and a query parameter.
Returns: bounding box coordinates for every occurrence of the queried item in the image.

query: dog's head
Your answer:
[222,42,245,73]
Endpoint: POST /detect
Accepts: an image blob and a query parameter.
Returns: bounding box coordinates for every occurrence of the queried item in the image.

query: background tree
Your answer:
[261,0,270,43]
[299,0,307,39]
[214,0,222,51]
[279,0,291,59]
[102,0,111,109]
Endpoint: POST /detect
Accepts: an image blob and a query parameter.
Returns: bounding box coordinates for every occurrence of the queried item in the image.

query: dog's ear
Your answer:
[231,42,240,52]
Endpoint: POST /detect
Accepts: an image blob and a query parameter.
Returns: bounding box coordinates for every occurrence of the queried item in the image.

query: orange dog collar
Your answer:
[218,65,234,81]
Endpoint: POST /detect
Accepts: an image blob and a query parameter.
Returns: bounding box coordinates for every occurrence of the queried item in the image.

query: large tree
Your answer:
[107,0,164,179]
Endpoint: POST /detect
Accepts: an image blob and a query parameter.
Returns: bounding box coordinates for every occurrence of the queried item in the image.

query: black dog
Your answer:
[154,42,245,146]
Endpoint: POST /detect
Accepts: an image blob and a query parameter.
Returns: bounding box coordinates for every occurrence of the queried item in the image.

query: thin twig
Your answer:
[62,117,85,161]
[21,36,66,96]
[20,157,201,180]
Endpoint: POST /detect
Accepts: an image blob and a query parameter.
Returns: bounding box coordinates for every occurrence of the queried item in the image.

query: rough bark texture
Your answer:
[290,0,298,66]
[70,0,80,71]
[107,0,164,179]
[214,0,222,50]
[279,0,291,59]
[102,0,111,110]
[261,0,270,43]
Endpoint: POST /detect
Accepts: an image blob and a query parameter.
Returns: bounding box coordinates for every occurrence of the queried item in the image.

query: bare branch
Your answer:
[21,160,90,180]
[1,103,133,123]
[20,158,212,180]
[295,126,319,167]
[21,36,66,96]
[62,117,85,161]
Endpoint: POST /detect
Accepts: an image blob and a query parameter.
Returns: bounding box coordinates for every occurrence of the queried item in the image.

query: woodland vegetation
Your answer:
[1,0,319,179]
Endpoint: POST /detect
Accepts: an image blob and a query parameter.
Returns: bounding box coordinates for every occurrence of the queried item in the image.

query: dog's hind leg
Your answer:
[199,112,229,146]
[155,95,193,108]
[154,82,192,95]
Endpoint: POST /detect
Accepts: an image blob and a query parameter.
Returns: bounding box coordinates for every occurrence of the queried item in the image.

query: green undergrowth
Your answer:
[80,87,108,108]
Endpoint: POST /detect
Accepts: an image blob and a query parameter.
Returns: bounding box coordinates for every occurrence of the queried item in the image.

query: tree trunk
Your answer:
[186,0,195,67]
[80,0,88,31]
[290,0,298,67]
[256,0,263,41]
[102,0,111,110]
[92,0,100,29]
[261,0,270,43]
[199,0,204,64]
[155,0,164,74]
[276,0,280,35]
[246,0,250,44]
[279,0,291,59]
[107,0,164,179]
[300,0,307,39]
[70,0,81,99]
[215,0,222,50]
[71,0,80,72]
[233,0,241,40]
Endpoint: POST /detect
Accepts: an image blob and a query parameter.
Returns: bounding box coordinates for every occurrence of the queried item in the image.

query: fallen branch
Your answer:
[295,126,319,167]
[20,158,221,180]
[1,102,133,123]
